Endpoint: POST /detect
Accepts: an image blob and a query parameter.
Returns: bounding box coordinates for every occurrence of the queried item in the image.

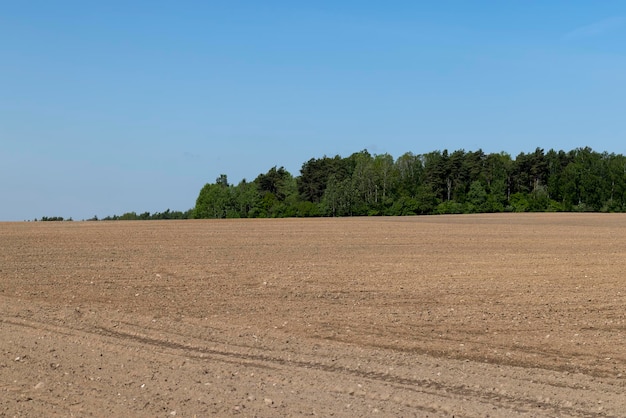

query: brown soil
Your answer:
[1,213,626,417]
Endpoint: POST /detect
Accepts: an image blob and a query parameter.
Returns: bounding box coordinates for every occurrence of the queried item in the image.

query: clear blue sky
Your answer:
[2,1,625,220]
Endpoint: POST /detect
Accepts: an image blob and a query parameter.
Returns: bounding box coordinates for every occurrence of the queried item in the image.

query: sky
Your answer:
[2,1,625,221]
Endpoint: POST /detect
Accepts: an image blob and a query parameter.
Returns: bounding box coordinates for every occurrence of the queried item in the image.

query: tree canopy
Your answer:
[192,147,626,218]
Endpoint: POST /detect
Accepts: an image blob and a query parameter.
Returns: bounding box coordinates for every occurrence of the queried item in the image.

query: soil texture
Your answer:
[2,213,626,417]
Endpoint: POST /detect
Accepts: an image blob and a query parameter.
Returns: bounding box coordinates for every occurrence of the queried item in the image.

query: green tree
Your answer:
[466,180,488,213]
[349,150,377,214]
[373,153,398,207]
[422,150,448,203]
[604,153,626,211]
[193,174,232,218]
[508,193,530,212]
[254,167,297,217]
[322,175,356,216]
[545,149,571,202]
[512,148,547,195]
[447,149,468,203]
[119,212,139,220]
[298,155,351,203]
[232,179,260,218]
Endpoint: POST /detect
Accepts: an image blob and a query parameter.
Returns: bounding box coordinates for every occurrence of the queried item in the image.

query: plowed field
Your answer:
[2,214,626,417]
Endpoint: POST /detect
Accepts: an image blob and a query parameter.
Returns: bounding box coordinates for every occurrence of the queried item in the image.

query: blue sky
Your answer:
[2,1,625,220]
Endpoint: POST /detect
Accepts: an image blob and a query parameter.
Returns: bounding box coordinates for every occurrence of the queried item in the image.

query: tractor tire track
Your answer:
[1,314,620,417]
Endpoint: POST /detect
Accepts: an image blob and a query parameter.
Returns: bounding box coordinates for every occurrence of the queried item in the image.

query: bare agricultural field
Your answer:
[1,213,626,417]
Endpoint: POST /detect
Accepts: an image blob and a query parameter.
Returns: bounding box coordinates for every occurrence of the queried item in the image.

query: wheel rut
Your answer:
[1,314,616,417]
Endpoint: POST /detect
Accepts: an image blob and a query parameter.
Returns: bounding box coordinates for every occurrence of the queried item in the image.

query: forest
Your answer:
[192,147,626,218]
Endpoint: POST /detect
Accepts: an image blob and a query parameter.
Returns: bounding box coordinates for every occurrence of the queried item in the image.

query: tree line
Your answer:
[192,147,626,218]
[36,209,192,222]
[95,209,193,221]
